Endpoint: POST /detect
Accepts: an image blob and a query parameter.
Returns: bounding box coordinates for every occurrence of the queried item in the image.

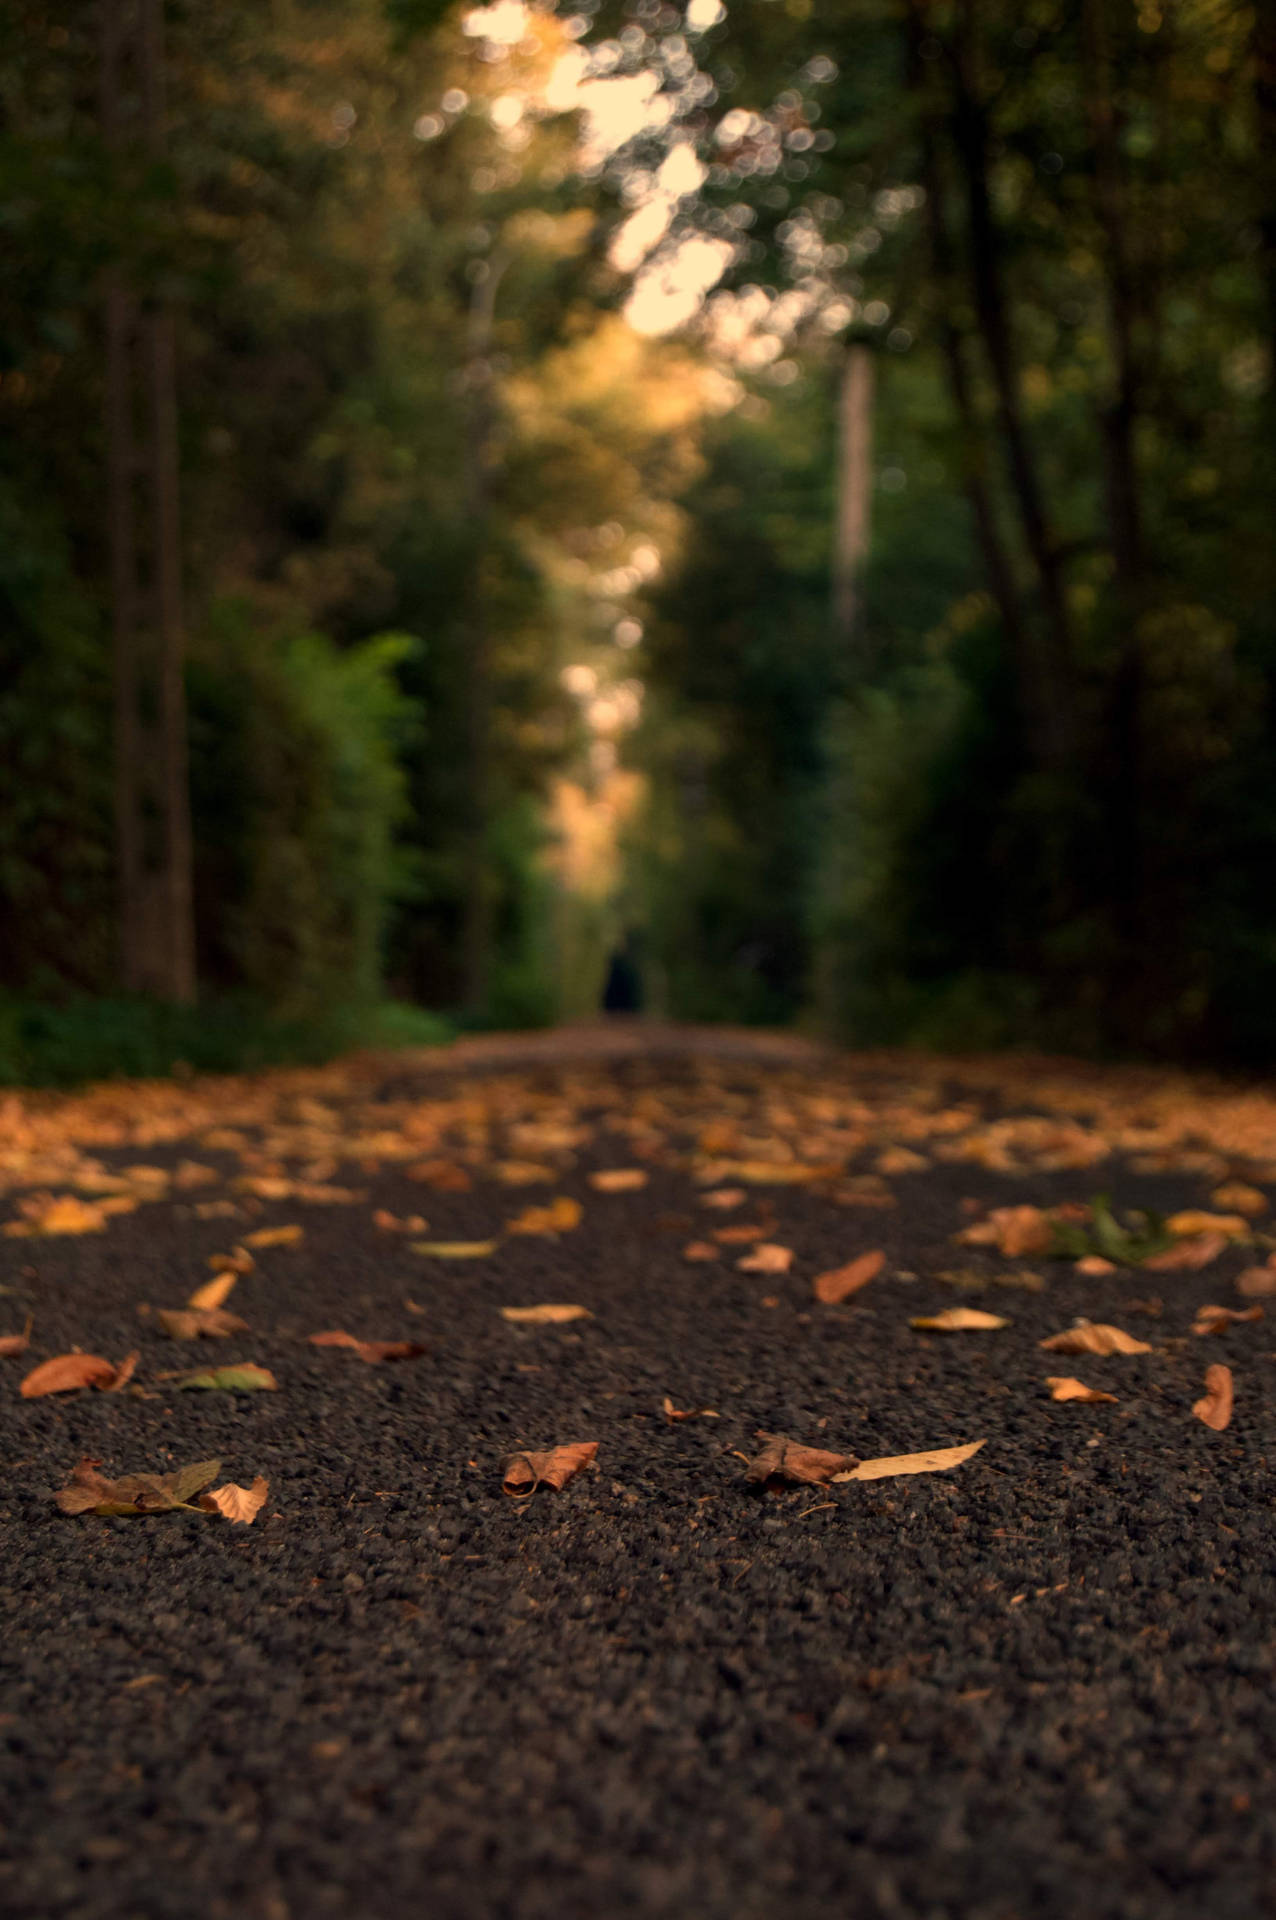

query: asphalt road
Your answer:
[2,1039,1275,1920]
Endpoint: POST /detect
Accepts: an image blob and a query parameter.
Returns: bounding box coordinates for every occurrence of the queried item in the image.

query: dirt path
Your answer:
[3,1042,1276,1919]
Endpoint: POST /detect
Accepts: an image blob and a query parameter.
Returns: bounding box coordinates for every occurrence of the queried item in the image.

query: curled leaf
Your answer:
[200,1477,269,1524]
[56,1456,221,1517]
[1192,1303,1264,1335]
[157,1307,248,1340]
[187,1273,239,1313]
[956,1205,1052,1257]
[661,1396,719,1422]
[499,1303,592,1325]
[1039,1320,1151,1355]
[745,1432,859,1485]
[1045,1376,1118,1404]
[0,1316,33,1358]
[813,1250,884,1304]
[833,1439,986,1481]
[308,1329,426,1363]
[1193,1363,1234,1431]
[21,1352,136,1398]
[502,1441,597,1495]
[911,1308,1008,1332]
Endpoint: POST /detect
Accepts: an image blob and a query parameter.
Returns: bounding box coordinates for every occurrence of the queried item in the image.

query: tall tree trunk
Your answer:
[831,342,875,646]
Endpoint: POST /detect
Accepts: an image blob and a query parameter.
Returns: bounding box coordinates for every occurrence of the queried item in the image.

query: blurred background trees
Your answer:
[2,0,1273,1078]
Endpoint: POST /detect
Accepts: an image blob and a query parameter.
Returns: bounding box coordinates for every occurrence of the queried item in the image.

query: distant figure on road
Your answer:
[602,931,643,1014]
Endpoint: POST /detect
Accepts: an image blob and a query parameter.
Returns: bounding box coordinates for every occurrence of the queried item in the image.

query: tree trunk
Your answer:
[831,342,875,646]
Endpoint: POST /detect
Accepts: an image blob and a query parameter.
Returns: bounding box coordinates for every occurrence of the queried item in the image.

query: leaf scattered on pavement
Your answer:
[56,1456,222,1516]
[372,1210,428,1234]
[502,1442,598,1494]
[1045,1376,1118,1403]
[957,1205,1052,1257]
[411,1240,497,1259]
[21,1351,138,1397]
[186,1272,241,1313]
[700,1187,745,1209]
[206,1246,255,1276]
[157,1307,249,1340]
[833,1439,986,1481]
[1192,1303,1264,1335]
[911,1308,1009,1332]
[499,1303,592,1325]
[1039,1320,1152,1355]
[682,1240,719,1261]
[745,1432,859,1485]
[1165,1210,1250,1240]
[736,1243,794,1273]
[1193,1363,1234,1431]
[1075,1255,1118,1276]
[1209,1182,1267,1217]
[506,1195,582,1235]
[661,1396,719,1421]
[163,1363,278,1392]
[308,1330,426,1363]
[241,1224,304,1248]
[813,1250,884,1304]
[1236,1258,1276,1297]
[199,1477,269,1524]
[0,1316,33,1357]
[588,1169,649,1192]
[1141,1232,1228,1271]
[4,1195,110,1238]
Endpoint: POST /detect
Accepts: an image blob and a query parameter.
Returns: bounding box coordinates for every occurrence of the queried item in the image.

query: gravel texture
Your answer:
[2,1046,1276,1920]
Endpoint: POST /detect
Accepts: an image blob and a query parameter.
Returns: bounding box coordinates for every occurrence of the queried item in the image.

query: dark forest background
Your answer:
[3,0,1275,1082]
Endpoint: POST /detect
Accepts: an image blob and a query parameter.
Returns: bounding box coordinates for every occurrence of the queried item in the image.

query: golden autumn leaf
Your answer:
[875,1147,929,1175]
[411,1240,497,1259]
[505,1195,582,1235]
[911,1308,1009,1332]
[492,1161,556,1186]
[502,1441,597,1494]
[1039,1320,1151,1355]
[736,1243,794,1274]
[1075,1255,1118,1276]
[371,1210,427,1234]
[499,1303,592,1325]
[833,1439,986,1481]
[1209,1183,1267,1217]
[956,1205,1052,1257]
[21,1351,137,1397]
[813,1250,885,1304]
[187,1271,239,1313]
[588,1169,648,1192]
[200,1477,269,1524]
[241,1224,304,1248]
[207,1246,255,1276]
[4,1194,108,1238]
[1045,1376,1118,1404]
[745,1432,859,1486]
[700,1187,746,1209]
[1193,1363,1234,1431]
[1165,1210,1250,1240]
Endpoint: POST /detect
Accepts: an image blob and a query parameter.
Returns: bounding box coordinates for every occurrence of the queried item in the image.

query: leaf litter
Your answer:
[309,1330,426,1364]
[21,1352,138,1397]
[502,1442,598,1495]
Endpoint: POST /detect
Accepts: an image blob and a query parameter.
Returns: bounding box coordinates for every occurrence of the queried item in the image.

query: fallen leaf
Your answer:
[411,1240,497,1259]
[1045,1376,1118,1404]
[242,1224,304,1248]
[682,1240,719,1262]
[713,1223,768,1244]
[506,1195,582,1235]
[875,1147,929,1175]
[746,1432,859,1485]
[21,1351,137,1397]
[1166,1210,1250,1239]
[372,1210,427,1234]
[187,1271,239,1312]
[1039,1320,1152,1355]
[406,1159,472,1191]
[1075,1255,1118,1276]
[206,1246,255,1276]
[588,1169,648,1192]
[165,1364,278,1392]
[493,1161,555,1186]
[661,1396,719,1421]
[1193,1363,1234,1431]
[957,1205,1052,1257]
[833,1439,987,1481]
[701,1187,746,1209]
[0,1316,33,1357]
[200,1476,269,1524]
[1141,1232,1228,1271]
[910,1308,1009,1332]
[56,1456,222,1516]
[813,1250,885,1304]
[4,1195,108,1237]
[1192,1303,1264,1335]
[499,1304,592,1325]
[1210,1182,1268,1217]
[157,1307,248,1340]
[502,1441,597,1494]
[1236,1262,1276,1297]
[308,1329,426,1363]
[736,1243,794,1273]
[1121,1295,1163,1315]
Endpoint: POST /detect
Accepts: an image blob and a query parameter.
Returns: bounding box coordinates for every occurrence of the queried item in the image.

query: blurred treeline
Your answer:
[3,0,1275,1076]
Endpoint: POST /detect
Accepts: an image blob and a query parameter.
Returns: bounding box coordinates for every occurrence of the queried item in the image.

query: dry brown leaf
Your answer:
[701,1187,746,1209]
[406,1159,472,1191]
[200,1477,269,1524]
[1193,1363,1234,1431]
[661,1396,719,1422]
[712,1223,768,1244]
[4,1194,108,1238]
[0,1316,33,1357]
[682,1240,720,1262]
[1192,1303,1264,1335]
[1039,1319,1152,1355]
[308,1329,426,1363]
[1166,1210,1250,1239]
[911,1308,1009,1332]
[493,1161,556,1186]
[736,1243,794,1274]
[1236,1258,1276,1297]
[21,1351,137,1397]
[1121,1295,1163,1315]
[875,1147,929,1175]
[813,1250,885,1304]
[1209,1182,1268,1217]
[1141,1232,1228,1271]
[956,1205,1053,1257]
[499,1303,592,1325]
[833,1439,986,1482]
[187,1271,239,1313]
[157,1307,248,1340]
[745,1432,859,1486]
[1045,1376,1118,1404]
[241,1224,304,1248]
[1075,1255,1118,1276]
[56,1456,221,1516]
[506,1195,582,1235]
[207,1246,255,1276]
[371,1210,427,1234]
[588,1169,648,1193]
[502,1441,598,1494]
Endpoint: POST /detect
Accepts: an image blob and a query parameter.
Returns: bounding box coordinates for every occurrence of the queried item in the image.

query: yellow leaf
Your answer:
[833,1440,986,1482]
[201,1477,269,1524]
[1166,1210,1250,1239]
[188,1271,238,1312]
[242,1225,304,1249]
[910,1308,1008,1332]
[499,1304,592,1325]
[1045,1376,1118,1403]
[411,1240,497,1258]
[588,1169,648,1192]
